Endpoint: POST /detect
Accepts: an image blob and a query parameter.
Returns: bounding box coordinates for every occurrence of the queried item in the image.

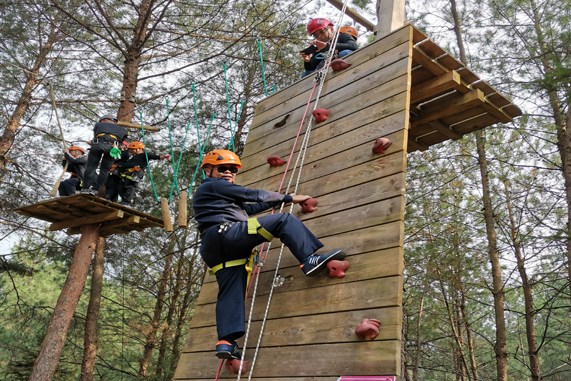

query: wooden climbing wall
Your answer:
[174,23,520,380]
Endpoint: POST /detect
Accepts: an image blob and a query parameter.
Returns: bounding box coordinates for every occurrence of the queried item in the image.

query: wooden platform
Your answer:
[173,23,520,380]
[14,194,164,237]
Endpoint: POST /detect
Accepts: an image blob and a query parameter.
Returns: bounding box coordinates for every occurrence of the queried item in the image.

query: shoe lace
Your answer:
[307,255,320,265]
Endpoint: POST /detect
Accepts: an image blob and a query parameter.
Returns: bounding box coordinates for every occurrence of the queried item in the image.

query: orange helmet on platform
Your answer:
[340,26,358,39]
[201,149,242,168]
[128,141,145,150]
[307,18,334,36]
[68,146,85,154]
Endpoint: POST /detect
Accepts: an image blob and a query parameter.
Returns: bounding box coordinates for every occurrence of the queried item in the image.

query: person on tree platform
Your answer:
[300,18,358,78]
[104,141,170,206]
[58,146,87,196]
[81,114,129,195]
[192,149,346,360]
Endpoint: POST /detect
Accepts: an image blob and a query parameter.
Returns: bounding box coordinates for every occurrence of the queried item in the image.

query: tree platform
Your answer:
[13,194,164,237]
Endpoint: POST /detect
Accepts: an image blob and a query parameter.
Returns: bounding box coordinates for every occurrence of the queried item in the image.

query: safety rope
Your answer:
[139,111,161,202]
[240,4,352,378]
[227,101,245,152]
[165,98,180,197]
[189,115,214,190]
[256,39,268,97]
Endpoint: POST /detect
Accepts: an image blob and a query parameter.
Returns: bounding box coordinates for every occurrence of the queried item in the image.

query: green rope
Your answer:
[165,98,180,195]
[139,111,160,202]
[227,100,245,151]
[190,114,214,188]
[222,62,235,152]
[256,39,268,97]
[272,84,277,94]
[168,83,199,200]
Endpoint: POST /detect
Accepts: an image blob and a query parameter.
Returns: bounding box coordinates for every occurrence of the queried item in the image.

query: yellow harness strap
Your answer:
[209,258,248,275]
[96,133,118,140]
[247,218,274,241]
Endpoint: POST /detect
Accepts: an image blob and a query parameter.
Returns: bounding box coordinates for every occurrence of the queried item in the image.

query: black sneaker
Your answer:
[215,340,241,360]
[81,188,97,196]
[300,250,346,276]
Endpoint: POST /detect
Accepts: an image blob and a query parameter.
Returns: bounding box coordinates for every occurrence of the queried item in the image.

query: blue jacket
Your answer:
[193,177,293,232]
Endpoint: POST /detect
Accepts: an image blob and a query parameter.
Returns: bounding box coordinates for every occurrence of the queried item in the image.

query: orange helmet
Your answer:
[68,146,85,154]
[201,149,242,168]
[128,141,145,150]
[340,26,358,39]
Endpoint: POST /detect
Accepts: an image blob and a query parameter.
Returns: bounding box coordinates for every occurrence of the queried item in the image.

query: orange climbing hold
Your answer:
[355,318,380,340]
[372,137,392,154]
[225,359,248,375]
[267,155,286,166]
[327,260,350,278]
[301,198,318,212]
[312,109,329,123]
[331,58,351,71]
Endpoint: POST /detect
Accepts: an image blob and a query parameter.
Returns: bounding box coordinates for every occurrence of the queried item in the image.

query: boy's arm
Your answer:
[334,33,358,52]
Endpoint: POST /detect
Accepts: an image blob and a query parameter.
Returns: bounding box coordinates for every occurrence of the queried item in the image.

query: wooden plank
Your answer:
[182,307,402,352]
[174,340,400,379]
[256,221,404,273]
[241,145,406,197]
[406,138,429,152]
[437,53,464,71]
[410,89,485,128]
[427,119,463,140]
[191,276,402,327]
[411,25,427,44]
[416,38,446,58]
[200,246,404,302]
[481,100,513,123]
[502,103,522,117]
[246,46,411,142]
[102,215,140,230]
[452,113,499,135]
[410,66,437,86]
[455,66,480,85]
[252,26,413,117]
[412,45,447,76]
[49,210,124,231]
[242,78,409,162]
[240,123,407,188]
[410,71,468,105]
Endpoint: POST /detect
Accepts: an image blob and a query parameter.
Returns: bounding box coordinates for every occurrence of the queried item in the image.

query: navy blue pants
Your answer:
[58,177,80,196]
[83,142,115,191]
[200,213,323,340]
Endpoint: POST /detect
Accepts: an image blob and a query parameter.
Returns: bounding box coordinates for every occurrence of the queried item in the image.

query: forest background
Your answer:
[1,0,570,380]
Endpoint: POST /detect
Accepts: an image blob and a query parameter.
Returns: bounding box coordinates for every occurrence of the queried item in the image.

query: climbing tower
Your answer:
[174,24,520,380]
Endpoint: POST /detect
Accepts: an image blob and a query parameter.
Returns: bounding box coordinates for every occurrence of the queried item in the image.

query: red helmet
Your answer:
[340,26,358,39]
[201,149,242,168]
[68,146,85,154]
[307,18,334,36]
[128,141,145,150]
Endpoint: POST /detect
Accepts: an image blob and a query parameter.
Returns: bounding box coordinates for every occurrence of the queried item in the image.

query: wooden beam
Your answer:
[375,0,406,37]
[410,71,469,104]
[325,0,376,31]
[49,210,124,231]
[102,215,140,230]
[407,138,429,152]
[411,89,486,128]
[116,121,160,132]
[412,45,448,76]
[428,119,463,140]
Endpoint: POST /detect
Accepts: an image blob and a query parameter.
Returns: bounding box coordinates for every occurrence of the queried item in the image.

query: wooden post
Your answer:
[161,197,173,232]
[178,191,188,227]
[375,0,406,38]
[325,0,376,31]
[116,121,160,132]
[29,224,99,381]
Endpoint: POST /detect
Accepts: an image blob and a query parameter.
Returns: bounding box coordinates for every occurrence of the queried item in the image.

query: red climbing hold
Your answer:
[225,359,248,375]
[301,198,318,213]
[355,318,380,340]
[312,109,329,123]
[331,58,351,71]
[372,137,392,154]
[267,155,286,166]
[327,260,350,278]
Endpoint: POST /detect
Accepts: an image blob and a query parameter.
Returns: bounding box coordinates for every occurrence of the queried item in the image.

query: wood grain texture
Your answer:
[174,340,400,379]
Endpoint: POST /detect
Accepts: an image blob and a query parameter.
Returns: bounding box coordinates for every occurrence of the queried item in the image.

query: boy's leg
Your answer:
[104,175,120,201]
[214,265,248,341]
[93,144,114,191]
[338,49,353,58]
[121,179,137,204]
[83,145,103,190]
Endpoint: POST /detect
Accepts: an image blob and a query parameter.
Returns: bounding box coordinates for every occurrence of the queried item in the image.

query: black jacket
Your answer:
[62,153,88,180]
[193,177,293,232]
[120,152,161,170]
[304,33,358,71]
[93,122,129,141]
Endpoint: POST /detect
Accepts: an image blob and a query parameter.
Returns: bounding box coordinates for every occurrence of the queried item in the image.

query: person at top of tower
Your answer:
[300,18,358,78]
[193,149,346,360]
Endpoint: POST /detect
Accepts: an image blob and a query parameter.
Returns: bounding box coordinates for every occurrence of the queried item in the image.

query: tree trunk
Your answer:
[503,181,542,380]
[29,224,99,381]
[0,26,59,175]
[139,238,174,376]
[413,279,427,381]
[79,237,106,381]
[475,131,508,381]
